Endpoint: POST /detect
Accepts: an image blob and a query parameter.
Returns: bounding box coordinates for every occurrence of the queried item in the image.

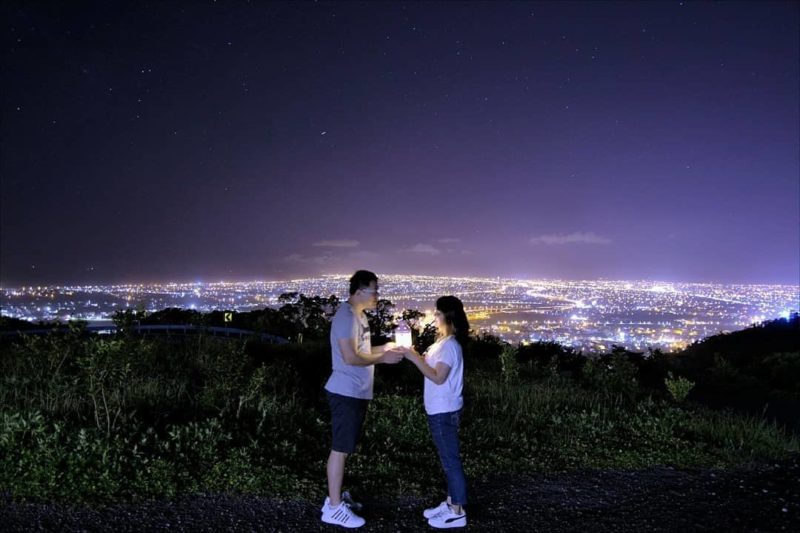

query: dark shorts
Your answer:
[327,391,369,454]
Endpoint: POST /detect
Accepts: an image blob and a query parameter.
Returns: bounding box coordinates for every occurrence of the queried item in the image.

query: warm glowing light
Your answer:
[394,322,413,348]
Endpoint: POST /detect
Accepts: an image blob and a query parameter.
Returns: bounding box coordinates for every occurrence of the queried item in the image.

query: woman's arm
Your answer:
[403,348,451,385]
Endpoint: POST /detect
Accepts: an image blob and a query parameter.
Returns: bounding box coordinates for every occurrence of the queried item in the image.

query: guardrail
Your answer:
[0,324,288,344]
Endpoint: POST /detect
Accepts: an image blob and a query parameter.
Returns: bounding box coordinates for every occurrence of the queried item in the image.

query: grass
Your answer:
[0,327,796,504]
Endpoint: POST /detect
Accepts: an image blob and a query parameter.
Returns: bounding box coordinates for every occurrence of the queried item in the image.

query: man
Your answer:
[321,270,404,528]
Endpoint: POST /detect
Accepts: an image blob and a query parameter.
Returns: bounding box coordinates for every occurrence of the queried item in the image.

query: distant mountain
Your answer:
[672,313,798,389]
[0,315,51,331]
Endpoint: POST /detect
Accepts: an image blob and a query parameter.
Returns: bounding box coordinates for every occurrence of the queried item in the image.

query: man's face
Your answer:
[358,281,379,310]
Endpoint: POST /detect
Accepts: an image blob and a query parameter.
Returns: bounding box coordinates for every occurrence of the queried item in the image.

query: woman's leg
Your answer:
[428,410,467,508]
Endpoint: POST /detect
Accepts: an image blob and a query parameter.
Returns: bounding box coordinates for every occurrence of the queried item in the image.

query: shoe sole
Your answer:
[428,517,467,529]
[321,516,365,529]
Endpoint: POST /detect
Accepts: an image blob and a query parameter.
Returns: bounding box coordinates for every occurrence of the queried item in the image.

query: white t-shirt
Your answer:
[324,302,374,400]
[423,336,464,415]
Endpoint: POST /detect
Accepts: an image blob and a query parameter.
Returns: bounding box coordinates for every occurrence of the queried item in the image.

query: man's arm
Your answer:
[370,342,396,355]
[338,338,402,366]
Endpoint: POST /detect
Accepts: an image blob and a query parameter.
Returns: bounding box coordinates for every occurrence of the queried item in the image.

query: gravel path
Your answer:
[2,456,798,532]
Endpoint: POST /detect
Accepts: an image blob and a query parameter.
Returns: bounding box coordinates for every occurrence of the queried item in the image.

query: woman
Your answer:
[402,295,469,529]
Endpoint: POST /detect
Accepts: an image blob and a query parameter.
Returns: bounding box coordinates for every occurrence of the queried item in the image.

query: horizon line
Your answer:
[2,272,799,291]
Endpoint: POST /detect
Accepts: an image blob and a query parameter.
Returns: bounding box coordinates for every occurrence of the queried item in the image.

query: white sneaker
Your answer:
[427,507,467,529]
[321,492,363,512]
[423,501,449,519]
[321,501,365,529]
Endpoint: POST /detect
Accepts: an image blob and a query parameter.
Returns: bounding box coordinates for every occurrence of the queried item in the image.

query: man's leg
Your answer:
[326,450,348,507]
[322,446,365,528]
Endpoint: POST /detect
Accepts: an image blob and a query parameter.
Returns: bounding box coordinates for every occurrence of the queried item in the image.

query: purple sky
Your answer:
[2,1,798,286]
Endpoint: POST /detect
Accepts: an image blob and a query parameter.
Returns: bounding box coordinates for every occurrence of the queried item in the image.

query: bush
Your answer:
[516,341,585,380]
[499,346,520,383]
[665,372,695,403]
[760,352,800,393]
[707,354,763,393]
[1,323,797,504]
[581,353,640,404]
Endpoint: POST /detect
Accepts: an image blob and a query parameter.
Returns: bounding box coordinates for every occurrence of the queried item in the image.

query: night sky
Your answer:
[2,1,798,286]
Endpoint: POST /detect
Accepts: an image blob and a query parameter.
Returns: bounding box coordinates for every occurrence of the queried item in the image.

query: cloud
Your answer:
[282,252,333,265]
[311,255,334,265]
[283,249,381,267]
[529,232,612,245]
[438,238,461,244]
[405,243,441,254]
[312,239,360,248]
[348,250,382,261]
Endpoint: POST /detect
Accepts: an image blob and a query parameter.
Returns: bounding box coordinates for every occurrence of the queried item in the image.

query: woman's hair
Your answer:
[436,295,470,347]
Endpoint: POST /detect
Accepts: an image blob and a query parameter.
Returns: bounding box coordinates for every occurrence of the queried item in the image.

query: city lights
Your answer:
[1,275,797,353]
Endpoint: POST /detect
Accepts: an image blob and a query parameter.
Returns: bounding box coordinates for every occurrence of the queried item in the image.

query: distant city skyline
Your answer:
[2,271,799,291]
[2,274,797,352]
[2,2,798,286]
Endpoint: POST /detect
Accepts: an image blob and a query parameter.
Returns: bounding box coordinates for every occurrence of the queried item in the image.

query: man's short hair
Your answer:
[349,270,378,295]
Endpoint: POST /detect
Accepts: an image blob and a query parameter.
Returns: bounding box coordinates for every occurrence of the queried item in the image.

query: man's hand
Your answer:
[379,348,404,364]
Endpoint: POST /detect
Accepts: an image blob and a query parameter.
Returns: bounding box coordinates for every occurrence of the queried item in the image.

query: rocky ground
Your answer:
[2,456,799,532]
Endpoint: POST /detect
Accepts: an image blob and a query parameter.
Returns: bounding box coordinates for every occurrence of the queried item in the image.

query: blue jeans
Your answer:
[427,410,467,506]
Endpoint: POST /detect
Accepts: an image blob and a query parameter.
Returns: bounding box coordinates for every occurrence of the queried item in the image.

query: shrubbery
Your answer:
[665,372,695,403]
[0,314,797,504]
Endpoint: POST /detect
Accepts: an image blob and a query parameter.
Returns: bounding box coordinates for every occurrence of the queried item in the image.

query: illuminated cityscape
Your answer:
[2,275,797,353]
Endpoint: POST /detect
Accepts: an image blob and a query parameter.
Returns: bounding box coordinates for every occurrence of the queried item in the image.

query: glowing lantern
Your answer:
[394,321,413,348]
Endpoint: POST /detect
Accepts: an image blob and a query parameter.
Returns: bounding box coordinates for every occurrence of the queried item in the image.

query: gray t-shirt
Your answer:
[324,302,374,400]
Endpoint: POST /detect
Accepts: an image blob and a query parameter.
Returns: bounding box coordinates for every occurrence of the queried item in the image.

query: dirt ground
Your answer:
[2,455,798,532]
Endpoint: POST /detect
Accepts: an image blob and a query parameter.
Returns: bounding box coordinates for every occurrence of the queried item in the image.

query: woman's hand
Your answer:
[401,346,419,359]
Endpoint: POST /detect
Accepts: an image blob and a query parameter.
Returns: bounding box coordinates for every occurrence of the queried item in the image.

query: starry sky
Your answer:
[2,1,798,286]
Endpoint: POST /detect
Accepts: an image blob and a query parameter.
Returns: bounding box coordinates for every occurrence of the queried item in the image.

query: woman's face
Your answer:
[434,309,447,334]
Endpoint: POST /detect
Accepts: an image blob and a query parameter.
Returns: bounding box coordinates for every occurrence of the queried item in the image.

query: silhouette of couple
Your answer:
[321,270,469,529]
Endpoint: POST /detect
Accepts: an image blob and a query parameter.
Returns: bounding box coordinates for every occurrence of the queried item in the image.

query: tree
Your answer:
[401,308,426,349]
[112,308,147,335]
[141,307,203,326]
[277,293,340,342]
[367,299,396,345]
